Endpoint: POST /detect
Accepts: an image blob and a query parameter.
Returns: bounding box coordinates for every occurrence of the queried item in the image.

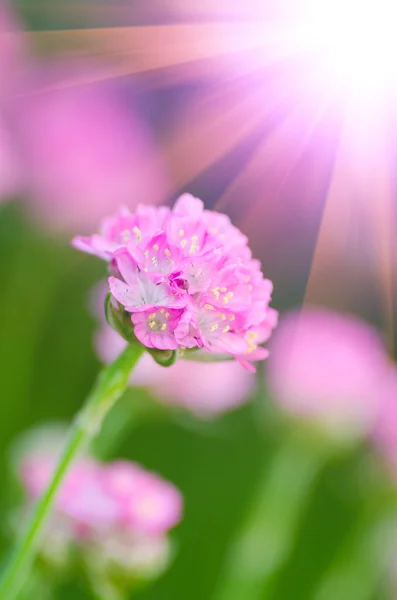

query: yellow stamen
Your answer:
[212,286,220,300]
[164,248,171,257]
[148,321,156,329]
[210,324,219,332]
[229,314,236,321]
[244,344,257,354]
[132,226,142,242]
[189,235,200,255]
[161,323,167,331]
[165,312,170,318]
[149,312,156,319]
[205,304,214,310]
[218,312,226,320]
[178,229,185,237]
[180,239,187,248]
[223,292,234,304]
[246,331,257,341]
[222,325,230,333]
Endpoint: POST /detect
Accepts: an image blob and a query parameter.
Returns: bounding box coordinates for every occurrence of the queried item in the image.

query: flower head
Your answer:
[20,453,182,538]
[15,429,182,588]
[266,307,388,438]
[74,194,277,370]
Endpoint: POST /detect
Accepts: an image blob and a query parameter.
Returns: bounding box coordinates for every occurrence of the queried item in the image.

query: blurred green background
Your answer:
[0,203,394,600]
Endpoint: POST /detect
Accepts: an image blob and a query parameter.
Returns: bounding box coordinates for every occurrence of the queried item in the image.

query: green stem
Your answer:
[0,343,144,600]
[214,430,330,600]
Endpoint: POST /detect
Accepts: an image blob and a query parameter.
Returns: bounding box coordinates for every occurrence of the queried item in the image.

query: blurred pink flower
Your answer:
[93,282,255,417]
[104,460,183,535]
[266,308,388,436]
[0,115,19,200]
[141,355,256,417]
[12,63,168,232]
[76,194,277,364]
[20,452,182,538]
[372,367,397,471]
[15,432,182,584]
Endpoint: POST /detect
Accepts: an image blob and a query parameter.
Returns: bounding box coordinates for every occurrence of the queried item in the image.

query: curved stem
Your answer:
[0,343,144,600]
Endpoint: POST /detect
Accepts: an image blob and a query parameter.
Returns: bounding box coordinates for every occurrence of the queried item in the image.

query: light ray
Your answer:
[31,21,304,75]
[214,65,339,221]
[17,0,397,337]
[304,99,395,354]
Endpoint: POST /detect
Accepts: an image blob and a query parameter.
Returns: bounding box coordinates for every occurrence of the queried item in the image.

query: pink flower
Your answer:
[131,354,255,418]
[266,308,388,436]
[74,194,277,368]
[131,309,183,350]
[74,204,171,260]
[19,451,182,538]
[372,368,397,471]
[104,461,182,535]
[0,115,19,200]
[109,248,187,313]
[15,433,182,586]
[236,307,279,372]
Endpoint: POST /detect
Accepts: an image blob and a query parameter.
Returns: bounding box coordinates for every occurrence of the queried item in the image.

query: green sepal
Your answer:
[104,292,137,344]
[148,348,178,367]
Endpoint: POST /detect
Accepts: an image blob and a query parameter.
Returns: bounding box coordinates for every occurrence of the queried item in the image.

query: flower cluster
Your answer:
[74,194,277,370]
[18,444,182,588]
